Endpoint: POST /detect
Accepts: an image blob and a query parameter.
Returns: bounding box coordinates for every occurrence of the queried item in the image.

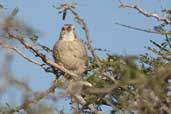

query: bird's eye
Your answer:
[62,27,65,31]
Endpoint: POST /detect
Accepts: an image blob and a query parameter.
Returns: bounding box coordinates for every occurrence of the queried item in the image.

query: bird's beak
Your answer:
[66,26,72,32]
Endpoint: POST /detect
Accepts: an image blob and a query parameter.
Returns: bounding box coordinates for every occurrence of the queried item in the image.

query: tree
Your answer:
[0,1,171,114]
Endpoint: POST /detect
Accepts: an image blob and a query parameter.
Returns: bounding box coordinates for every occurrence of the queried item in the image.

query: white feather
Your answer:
[62,31,75,41]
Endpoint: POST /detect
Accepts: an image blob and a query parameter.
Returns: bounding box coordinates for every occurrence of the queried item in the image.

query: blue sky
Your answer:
[0,0,171,113]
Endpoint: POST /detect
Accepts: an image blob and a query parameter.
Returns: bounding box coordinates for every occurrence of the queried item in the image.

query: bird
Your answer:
[53,24,88,75]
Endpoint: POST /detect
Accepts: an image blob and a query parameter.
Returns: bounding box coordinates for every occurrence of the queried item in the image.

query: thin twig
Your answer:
[119,1,171,24]
[165,34,171,48]
[0,41,44,68]
[116,22,171,35]
[70,9,100,62]
[0,49,12,94]
[102,73,117,84]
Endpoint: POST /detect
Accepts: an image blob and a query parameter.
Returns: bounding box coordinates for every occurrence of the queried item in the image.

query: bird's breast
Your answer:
[53,39,87,74]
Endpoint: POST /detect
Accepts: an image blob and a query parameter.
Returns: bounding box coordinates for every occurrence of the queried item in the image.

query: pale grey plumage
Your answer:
[53,24,88,75]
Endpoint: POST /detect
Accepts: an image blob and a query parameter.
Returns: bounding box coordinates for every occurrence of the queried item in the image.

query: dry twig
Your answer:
[0,40,43,67]
[0,48,12,94]
[116,22,171,35]
[119,1,171,24]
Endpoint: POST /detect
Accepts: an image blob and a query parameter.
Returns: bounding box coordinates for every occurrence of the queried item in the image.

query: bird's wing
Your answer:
[72,38,87,59]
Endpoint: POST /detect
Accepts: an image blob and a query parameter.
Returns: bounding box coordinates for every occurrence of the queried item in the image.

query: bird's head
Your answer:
[60,24,76,41]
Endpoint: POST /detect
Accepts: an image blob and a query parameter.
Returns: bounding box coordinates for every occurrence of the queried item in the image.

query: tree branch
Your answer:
[0,40,46,70]
[8,79,65,113]
[116,22,171,35]
[74,95,104,114]
[119,1,171,24]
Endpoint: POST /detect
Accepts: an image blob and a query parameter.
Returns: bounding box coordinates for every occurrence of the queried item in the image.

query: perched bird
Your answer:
[53,24,88,75]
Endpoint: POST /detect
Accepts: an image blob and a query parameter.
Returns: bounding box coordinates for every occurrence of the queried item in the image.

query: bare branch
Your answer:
[165,34,171,48]
[70,8,101,65]
[8,79,65,113]
[116,22,171,35]
[0,49,12,94]
[13,79,32,92]
[0,40,44,68]
[0,40,55,74]
[119,1,171,24]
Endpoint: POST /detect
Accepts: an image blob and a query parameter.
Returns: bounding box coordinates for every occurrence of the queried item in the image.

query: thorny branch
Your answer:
[119,1,171,24]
